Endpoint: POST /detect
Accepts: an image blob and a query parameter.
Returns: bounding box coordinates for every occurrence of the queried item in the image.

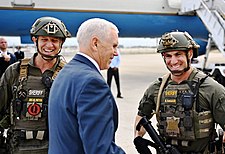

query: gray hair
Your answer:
[76,18,119,47]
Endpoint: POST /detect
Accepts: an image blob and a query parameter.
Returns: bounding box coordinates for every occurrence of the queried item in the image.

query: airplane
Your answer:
[0,0,210,53]
[0,0,225,61]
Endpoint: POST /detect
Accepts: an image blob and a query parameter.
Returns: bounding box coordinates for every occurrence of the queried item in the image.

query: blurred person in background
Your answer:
[14,45,25,61]
[107,48,123,98]
[0,37,16,78]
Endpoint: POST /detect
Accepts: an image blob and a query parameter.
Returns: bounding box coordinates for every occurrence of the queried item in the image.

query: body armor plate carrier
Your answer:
[10,58,65,140]
[157,71,213,143]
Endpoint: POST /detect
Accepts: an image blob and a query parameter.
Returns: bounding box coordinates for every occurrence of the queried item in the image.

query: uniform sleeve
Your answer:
[212,87,225,130]
[76,76,125,154]
[202,77,225,130]
[0,63,19,117]
[0,76,8,114]
[137,79,161,119]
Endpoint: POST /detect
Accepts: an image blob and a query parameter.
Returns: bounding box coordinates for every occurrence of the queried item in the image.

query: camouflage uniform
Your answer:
[135,31,225,153]
[138,67,225,152]
[0,16,71,154]
[0,54,65,154]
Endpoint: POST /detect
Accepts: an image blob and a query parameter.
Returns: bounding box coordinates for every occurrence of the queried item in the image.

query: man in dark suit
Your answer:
[0,37,16,77]
[48,18,125,154]
[14,45,25,61]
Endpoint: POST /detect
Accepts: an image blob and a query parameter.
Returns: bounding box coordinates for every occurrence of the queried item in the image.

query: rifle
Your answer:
[136,116,181,154]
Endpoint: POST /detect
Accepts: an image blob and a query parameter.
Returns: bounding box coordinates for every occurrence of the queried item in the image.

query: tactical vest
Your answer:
[10,58,65,140]
[157,71,213,145]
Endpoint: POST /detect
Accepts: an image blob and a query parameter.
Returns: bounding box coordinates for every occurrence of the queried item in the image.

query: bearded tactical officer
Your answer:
[0,16,71,154]
[134,31,225,153]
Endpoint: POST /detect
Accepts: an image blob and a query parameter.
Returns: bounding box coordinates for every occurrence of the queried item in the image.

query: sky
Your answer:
[2,36,158,47]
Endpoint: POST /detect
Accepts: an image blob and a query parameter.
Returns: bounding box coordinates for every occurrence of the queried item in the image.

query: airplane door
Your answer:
[11,0,35,7]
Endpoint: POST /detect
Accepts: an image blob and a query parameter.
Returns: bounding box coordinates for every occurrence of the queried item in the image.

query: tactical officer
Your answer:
[0,16,71,154]
[133,31,225,153]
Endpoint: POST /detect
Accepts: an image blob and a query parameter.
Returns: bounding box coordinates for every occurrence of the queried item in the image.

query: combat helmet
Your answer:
[157,31,200,58]
[30,16,71,41]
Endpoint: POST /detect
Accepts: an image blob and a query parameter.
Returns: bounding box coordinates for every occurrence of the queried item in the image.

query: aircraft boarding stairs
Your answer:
[180,0,225,86]
[180,0,225,55]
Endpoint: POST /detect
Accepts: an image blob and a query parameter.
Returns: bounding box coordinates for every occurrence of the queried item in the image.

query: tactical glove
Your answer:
[133,136,154,154]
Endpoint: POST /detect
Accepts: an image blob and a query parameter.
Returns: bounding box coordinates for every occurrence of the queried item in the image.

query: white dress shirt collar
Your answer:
[77,51,100,72]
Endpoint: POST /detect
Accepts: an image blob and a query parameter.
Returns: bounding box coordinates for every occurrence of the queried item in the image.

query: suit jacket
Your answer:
[0,51,16,77]
[14,50,25,61]
[48,54,125,154]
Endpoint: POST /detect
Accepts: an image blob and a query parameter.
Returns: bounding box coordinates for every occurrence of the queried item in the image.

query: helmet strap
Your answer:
[184,51,190,72]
